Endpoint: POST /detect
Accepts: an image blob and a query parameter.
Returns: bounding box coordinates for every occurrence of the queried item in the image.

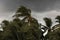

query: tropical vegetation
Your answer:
[0,6,60,40]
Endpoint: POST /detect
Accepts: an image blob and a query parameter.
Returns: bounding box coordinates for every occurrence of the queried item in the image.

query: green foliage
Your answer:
[45,25,60,40]
[0,6,42,40]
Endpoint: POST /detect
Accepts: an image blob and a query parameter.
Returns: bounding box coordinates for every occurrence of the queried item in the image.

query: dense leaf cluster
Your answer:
[0,6,42,40]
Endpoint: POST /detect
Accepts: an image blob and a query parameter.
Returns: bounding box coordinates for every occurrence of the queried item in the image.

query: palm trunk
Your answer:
[12,26,20,40]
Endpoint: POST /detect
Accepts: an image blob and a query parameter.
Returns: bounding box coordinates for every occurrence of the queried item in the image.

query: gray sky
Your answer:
[0,0,60,26]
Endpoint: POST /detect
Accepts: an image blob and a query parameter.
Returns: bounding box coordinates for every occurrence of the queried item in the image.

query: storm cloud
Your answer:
[0,0,60,25]
[1,0,59,12]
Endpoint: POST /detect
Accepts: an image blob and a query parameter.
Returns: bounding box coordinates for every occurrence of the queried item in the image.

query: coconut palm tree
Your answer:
[47,16,60,40]
[44,16,60,40]
[42,17,52,40]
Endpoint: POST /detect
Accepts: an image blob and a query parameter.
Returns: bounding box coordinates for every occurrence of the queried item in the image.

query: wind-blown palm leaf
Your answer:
[43,17,52,28]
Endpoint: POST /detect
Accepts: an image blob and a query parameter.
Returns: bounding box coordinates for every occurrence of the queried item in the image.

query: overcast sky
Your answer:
[0,0,60,26]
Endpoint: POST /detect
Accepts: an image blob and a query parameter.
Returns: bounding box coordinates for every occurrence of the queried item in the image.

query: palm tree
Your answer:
[47,16,60,40]
[45,16,60,40]
[13,6,32,23]
[55,15,60,24]
[13,6,41,40]
[43,17,53,33]
[42,17,52,40]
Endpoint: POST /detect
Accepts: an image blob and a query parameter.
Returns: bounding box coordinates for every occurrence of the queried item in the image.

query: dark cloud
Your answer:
[1,0,60,12]
[0,0,60,24]
[22,0,56,12]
